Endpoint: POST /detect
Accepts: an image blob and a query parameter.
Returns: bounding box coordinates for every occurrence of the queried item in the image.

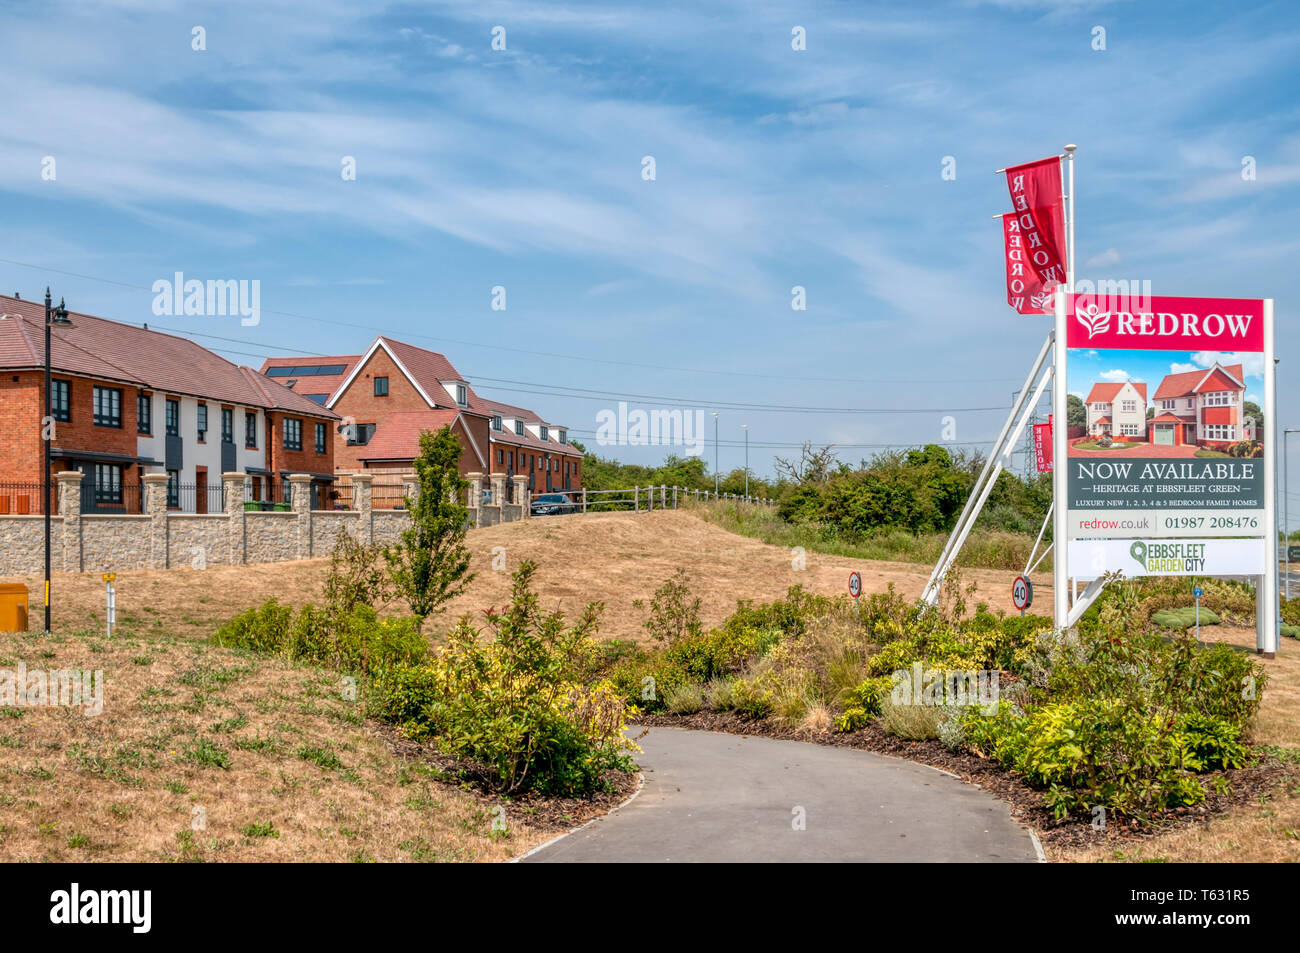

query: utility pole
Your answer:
[712,412,719,495]
[43,289,72,636]
[741,424,749,497]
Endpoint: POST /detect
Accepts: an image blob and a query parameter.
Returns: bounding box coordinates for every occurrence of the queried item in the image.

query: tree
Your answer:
[774,442,837,485]
[1244,400,1263,435]
[386,426,475,626]
[1067,394,1086,429]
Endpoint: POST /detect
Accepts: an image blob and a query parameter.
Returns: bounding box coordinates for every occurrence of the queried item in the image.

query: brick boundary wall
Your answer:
[0,470,532,576]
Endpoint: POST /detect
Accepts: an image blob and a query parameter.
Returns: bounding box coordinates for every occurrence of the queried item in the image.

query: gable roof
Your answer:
[354,409,482,465]
[326,336,491,416]
[1084,380,1147,404]
[1153,363,1244,401]
[0,294,336,419]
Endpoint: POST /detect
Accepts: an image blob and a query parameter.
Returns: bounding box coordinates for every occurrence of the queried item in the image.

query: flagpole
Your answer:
[1055,143,1076,631]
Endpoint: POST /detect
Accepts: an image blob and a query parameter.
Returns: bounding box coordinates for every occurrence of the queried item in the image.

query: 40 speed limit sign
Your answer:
[1011,574,1033,612]
[848,572,862,599]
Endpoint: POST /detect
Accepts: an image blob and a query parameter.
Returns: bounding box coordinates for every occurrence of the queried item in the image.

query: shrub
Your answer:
[663,680,704,714]
[212,600,293,655]
[386,562,635,796]
[1151,606,1221,630]
[703,678,735,711]
[1175,713,1249,772]
[638,569,703,644]
[878,694,942,740]
[834,675,894,732]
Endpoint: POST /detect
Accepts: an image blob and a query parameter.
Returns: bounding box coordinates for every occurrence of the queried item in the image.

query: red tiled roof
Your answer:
[0,294,337,418]
[1093,416,1112,424]
[1154,364,1244,400]
[489,428,582,458]
[1085,380,1148,404]
[377,337,492,416]
[478,396,548,425]
[355,409,462,462]
[1149,412,1188,424]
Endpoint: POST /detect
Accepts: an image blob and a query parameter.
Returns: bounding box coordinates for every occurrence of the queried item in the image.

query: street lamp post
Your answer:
[741,424,748,497]
[43,289,71,636]
[711,412,719,496]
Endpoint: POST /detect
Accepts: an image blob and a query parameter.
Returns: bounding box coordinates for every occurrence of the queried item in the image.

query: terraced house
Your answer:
[0,293,339,514]
[260,335,580,501]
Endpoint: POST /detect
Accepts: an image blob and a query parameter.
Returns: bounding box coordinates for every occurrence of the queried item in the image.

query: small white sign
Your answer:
[1068,537,1265,579]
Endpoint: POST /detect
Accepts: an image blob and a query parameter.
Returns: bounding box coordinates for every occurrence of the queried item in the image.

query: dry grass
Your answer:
[1059,778,1300,863]
[1,509,1050,646]
[0,626,557,862]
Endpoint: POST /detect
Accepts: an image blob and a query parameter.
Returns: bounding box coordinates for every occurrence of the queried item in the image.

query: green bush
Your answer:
[1175,713,1249,772]
[663,680,704,714]
[1151,606,1221,630]
[878,694,942,740]
[834,675,894,731]
[383,562,635,796]
[212,601,427,674]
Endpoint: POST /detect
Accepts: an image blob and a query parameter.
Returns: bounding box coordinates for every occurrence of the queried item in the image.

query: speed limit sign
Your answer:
[848,571,862,600]
[1011,574,1033,612]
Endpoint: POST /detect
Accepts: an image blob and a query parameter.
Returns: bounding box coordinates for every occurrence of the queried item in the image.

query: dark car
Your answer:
[530,493,576,516]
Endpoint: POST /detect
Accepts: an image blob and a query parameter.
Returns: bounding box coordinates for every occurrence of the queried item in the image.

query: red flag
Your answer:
[1033,416,1053,472]
[1004,157,1067,291]
[1002,213,1053,314]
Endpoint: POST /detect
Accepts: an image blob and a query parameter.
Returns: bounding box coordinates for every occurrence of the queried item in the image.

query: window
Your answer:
[284,418,302,451]
[344,423,376,446]
[197,403,208,441]
[455,383,467,407]
[94,464,122,505]
[222,408,234,443]
[166,470,179,508]
[514,419,524,436]
[374,376,389,397]
[138,393,152,434]
[166,399,180,436]
[51,379,70,422]
[1203,391,1233,407]
[540,425,549,442]
[558,429,567,445]
[93,386,122,428]
[1204,424,1234,441]
[315,421,326,454]
[1092,401,1110,412]
[497,449,504,464]
[491,415,502,431]
[1120,424,1141,437]
[1121,400,1137,413]
[1160,399,1178,411]
[245,411,257,447]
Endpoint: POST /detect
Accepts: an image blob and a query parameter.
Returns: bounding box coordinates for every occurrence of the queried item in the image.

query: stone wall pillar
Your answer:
[350,473,373,543]
[56,471,82,572]
[143,472,171,570]
[512,476,529,520]
[402,476,418,508]
[288,474,313,559]
[223,472,246,566]
[490,472,506,506]
[466,472,482,528]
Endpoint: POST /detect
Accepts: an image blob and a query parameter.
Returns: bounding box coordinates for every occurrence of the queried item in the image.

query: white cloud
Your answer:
[1099,369,1130,381]
[1170,362,1199,374]
[1189,351,1266,378]
[1084,248,1122,269]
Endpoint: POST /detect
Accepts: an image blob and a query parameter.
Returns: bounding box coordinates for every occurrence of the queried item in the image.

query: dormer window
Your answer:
[540,425,549,441]
[514,419,524,436]
[455,383,467,407]
[491,415,503,431]
[558,429,567,445]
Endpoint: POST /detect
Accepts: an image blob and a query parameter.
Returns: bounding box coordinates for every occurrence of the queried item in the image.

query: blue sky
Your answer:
[1069,348,1266,408]
[0,0,1297,490]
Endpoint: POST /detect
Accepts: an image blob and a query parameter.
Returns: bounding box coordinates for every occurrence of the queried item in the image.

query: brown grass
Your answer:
[1,509,1051,646]
[0,627,557,862]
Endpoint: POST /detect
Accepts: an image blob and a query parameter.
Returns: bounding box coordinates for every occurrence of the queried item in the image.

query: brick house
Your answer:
[1084,380,1148,442]
[480,398,583,495]
[0,294,338,513]
[260,336,581,500]
[1150,363,1253,449]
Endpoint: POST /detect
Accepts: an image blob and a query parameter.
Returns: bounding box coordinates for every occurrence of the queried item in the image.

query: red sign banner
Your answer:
[1065,293,1265,351]
[1002,213,1052,314]
[1033,418,1053,472]
[1004,157,1067,291]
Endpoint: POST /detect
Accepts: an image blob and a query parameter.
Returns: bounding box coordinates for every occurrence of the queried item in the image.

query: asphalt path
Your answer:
[523,725,1041,863]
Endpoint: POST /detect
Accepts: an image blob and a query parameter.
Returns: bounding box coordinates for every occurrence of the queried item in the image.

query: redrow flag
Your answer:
[1001,156,1067,312]
[1003,213,1052,314]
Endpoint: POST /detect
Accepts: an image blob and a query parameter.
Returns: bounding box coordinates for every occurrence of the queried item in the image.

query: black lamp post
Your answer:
[43,288,71,635]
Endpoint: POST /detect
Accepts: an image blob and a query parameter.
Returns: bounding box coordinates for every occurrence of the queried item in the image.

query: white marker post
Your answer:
[103,572,116,639]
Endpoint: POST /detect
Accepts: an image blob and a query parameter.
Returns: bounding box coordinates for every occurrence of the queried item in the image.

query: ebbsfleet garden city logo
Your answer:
[1129,540,1208,574]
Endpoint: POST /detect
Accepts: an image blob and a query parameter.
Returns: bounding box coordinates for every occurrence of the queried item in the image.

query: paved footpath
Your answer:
[523,725,1041,863]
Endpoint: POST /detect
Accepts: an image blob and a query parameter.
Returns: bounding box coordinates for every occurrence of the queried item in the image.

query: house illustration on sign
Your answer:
[1150,362,1253,450]
[1084,380,1148,442]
